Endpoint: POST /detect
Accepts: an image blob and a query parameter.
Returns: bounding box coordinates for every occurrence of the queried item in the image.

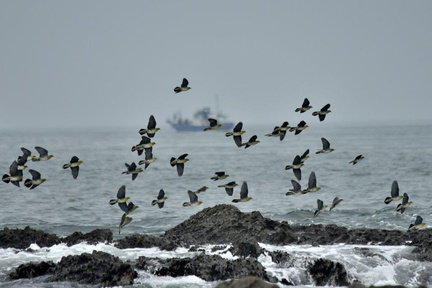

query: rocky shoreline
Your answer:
[1,204,431,287]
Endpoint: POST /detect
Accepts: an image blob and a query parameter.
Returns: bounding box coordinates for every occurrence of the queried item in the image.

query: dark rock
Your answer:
[163,204,297,246]
[211,245,228,252]
[266,250,292,265]
[215,276,279,288]
[115,234,177,250]
[229,241,262,258]
[281,278,294,285]
[62,229,113,246]
[0,226,60,249]
[9,261,56,279]
[136,254,269,282]
[308,258,348,286]
[49,250,137,286]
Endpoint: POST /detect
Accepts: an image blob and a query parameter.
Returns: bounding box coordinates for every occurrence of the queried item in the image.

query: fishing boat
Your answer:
[167,107,234,131]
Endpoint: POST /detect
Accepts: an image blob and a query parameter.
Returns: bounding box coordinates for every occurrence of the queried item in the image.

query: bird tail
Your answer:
[151,200,157,206]
[285,192,295,196]
[24,179,33,188]
[139,129,147,135]
[232,199,240,203]
[225,132,233,137]
[62,164,71,169]
[109,199,118,205]
[408,224,414,231]
[384,197,392,204]
[182,202,191,207]
[131,146,137,152]
[203,127,210,131]
[313,210,320,217]
[2,174,10,184]
[170,158,176,167]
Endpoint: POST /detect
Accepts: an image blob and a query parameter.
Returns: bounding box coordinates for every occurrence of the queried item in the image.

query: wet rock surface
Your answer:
[308,258,349,286]
[9,261,56,280]
[62,228,113,246]
[136,254,269,282]
[49,251,137,286]
[215,276,280,288]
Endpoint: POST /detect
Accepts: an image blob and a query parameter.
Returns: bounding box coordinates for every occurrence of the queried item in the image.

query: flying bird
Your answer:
[119,201,139,215]
[211,171,229,181]
[2,161,23,187]
[62,156,83,179]
[285,155,303,181]
[232,181,252,203]
[241,135,260,148]
[192,186,209,193]
[174,78,191,93]
[204,118,222,131]
[16,153,28,171]
[151,189,168,208]
[265,126,282,138]
[109,185,130,205]
[20,147,36,161]
[289,121,308,135]
[119,213,133,234]
[299,149,310,163]
[384,180,403,204]
[131,136,155,156]
[312,104,331,121]
[316,137,334,154]
[139,115,160,138]
[138,149,157,169]
[408,216,425,231]
[24,169,46,190]
[122,162,143,181]
[349,155,364,165]
[314,199,328,217]
[302,171,321,194]
[295,98,312,113]
[225,122,246,147]
[278,121,290,141]
[170,153,189,177]
[33,146,54,161]
[396,193,413,214]
[218,181,238,196]
[329,197,343,211]
[182,190,203,207]
[286,180,303,196]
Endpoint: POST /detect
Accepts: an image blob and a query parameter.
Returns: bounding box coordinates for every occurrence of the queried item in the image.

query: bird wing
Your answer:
[145,148,153,160]
[291,180,301,192]
[240,182,248,199]
[317,199,323,210]
[178,154,188,160]
[29,169,41,180]
[129,162,137,171]
[140,136,151,144]
[148,115,156,129]
[208,118,218,127]
[117,185,126,199]
[233,122,243,132]
[71,166,79,179]
[35,146,48,157]
[321,138,331,150]
[308,172,317,189]
[300,149,310,161]
[9,161,19,175]
[303,98,310,107]
[181,78,189,87]
[233,135,242,147]
[298,121,306,127]
[71,156,79,163]
[176,163,185,176]
[188,190,198,203]
[321,103,331,111]
[391,180,399,197]
[402,193,409,205]
[21,147,31,157]
[293,168,301,181]
[118,202,129,213]
[415,216,423,226]
[158,189,165,200]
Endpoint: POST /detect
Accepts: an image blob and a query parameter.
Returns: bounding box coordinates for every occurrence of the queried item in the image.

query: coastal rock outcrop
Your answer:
[49,251,137,286]
[0,226,60,249]
[62,228,113,246]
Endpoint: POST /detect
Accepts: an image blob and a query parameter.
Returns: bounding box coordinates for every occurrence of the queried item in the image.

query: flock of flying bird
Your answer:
[2,77,426,233]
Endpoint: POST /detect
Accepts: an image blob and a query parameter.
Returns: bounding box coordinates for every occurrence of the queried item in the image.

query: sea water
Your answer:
[0,123,431,287]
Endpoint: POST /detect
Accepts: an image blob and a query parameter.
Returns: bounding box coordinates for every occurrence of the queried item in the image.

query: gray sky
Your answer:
[1,1,432,129]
